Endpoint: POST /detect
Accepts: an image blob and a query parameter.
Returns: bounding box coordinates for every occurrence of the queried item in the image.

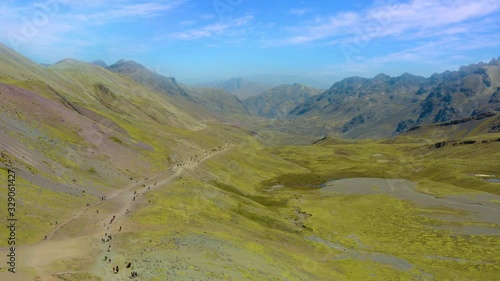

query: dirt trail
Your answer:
[19,142,233,280]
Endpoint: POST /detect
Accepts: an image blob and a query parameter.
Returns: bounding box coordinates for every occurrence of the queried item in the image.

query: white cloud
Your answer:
[323,32,500,78]
[169,15,253,40]
[110,2,181,17]
[72,1,187,24]
[366,32,500,66]
[0,0,188,49]
[274,0,500,45]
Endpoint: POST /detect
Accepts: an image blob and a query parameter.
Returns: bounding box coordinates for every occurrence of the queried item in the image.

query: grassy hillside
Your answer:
[403,112,500,139]
[0,43,250,251]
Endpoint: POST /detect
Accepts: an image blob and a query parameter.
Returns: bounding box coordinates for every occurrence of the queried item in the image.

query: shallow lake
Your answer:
[321,178,500,226]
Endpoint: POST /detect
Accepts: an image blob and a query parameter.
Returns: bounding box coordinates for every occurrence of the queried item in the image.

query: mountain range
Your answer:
[189,57,500,140]
[64,53,500,142]
[283,59,500,138]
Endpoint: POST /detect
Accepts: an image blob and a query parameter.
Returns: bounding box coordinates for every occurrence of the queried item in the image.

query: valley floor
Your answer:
[1,134,500,281]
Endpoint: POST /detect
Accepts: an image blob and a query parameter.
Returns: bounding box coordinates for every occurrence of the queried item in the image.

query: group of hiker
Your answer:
[110,259,138,278]
[101,233,112,244]
[113,263,138,277]
[100,212,139,278]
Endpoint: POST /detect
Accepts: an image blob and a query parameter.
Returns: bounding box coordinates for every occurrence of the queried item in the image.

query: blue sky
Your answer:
[1,0,500,87]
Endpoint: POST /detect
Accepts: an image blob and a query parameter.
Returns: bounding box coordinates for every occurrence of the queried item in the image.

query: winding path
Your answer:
[21,142,234,280]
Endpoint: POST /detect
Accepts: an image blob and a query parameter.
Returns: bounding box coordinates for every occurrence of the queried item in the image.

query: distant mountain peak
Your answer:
[373,73,390,81]
[400,72,416,78]
[90,60,108,68]
[106,59,189,98]
[54,58,80,65]
[107,59,148,73]
[489,57,500,66]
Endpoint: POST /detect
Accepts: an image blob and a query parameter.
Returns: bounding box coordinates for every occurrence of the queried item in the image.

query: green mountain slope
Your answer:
[0,41,243,246]
[403,112,500,140]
